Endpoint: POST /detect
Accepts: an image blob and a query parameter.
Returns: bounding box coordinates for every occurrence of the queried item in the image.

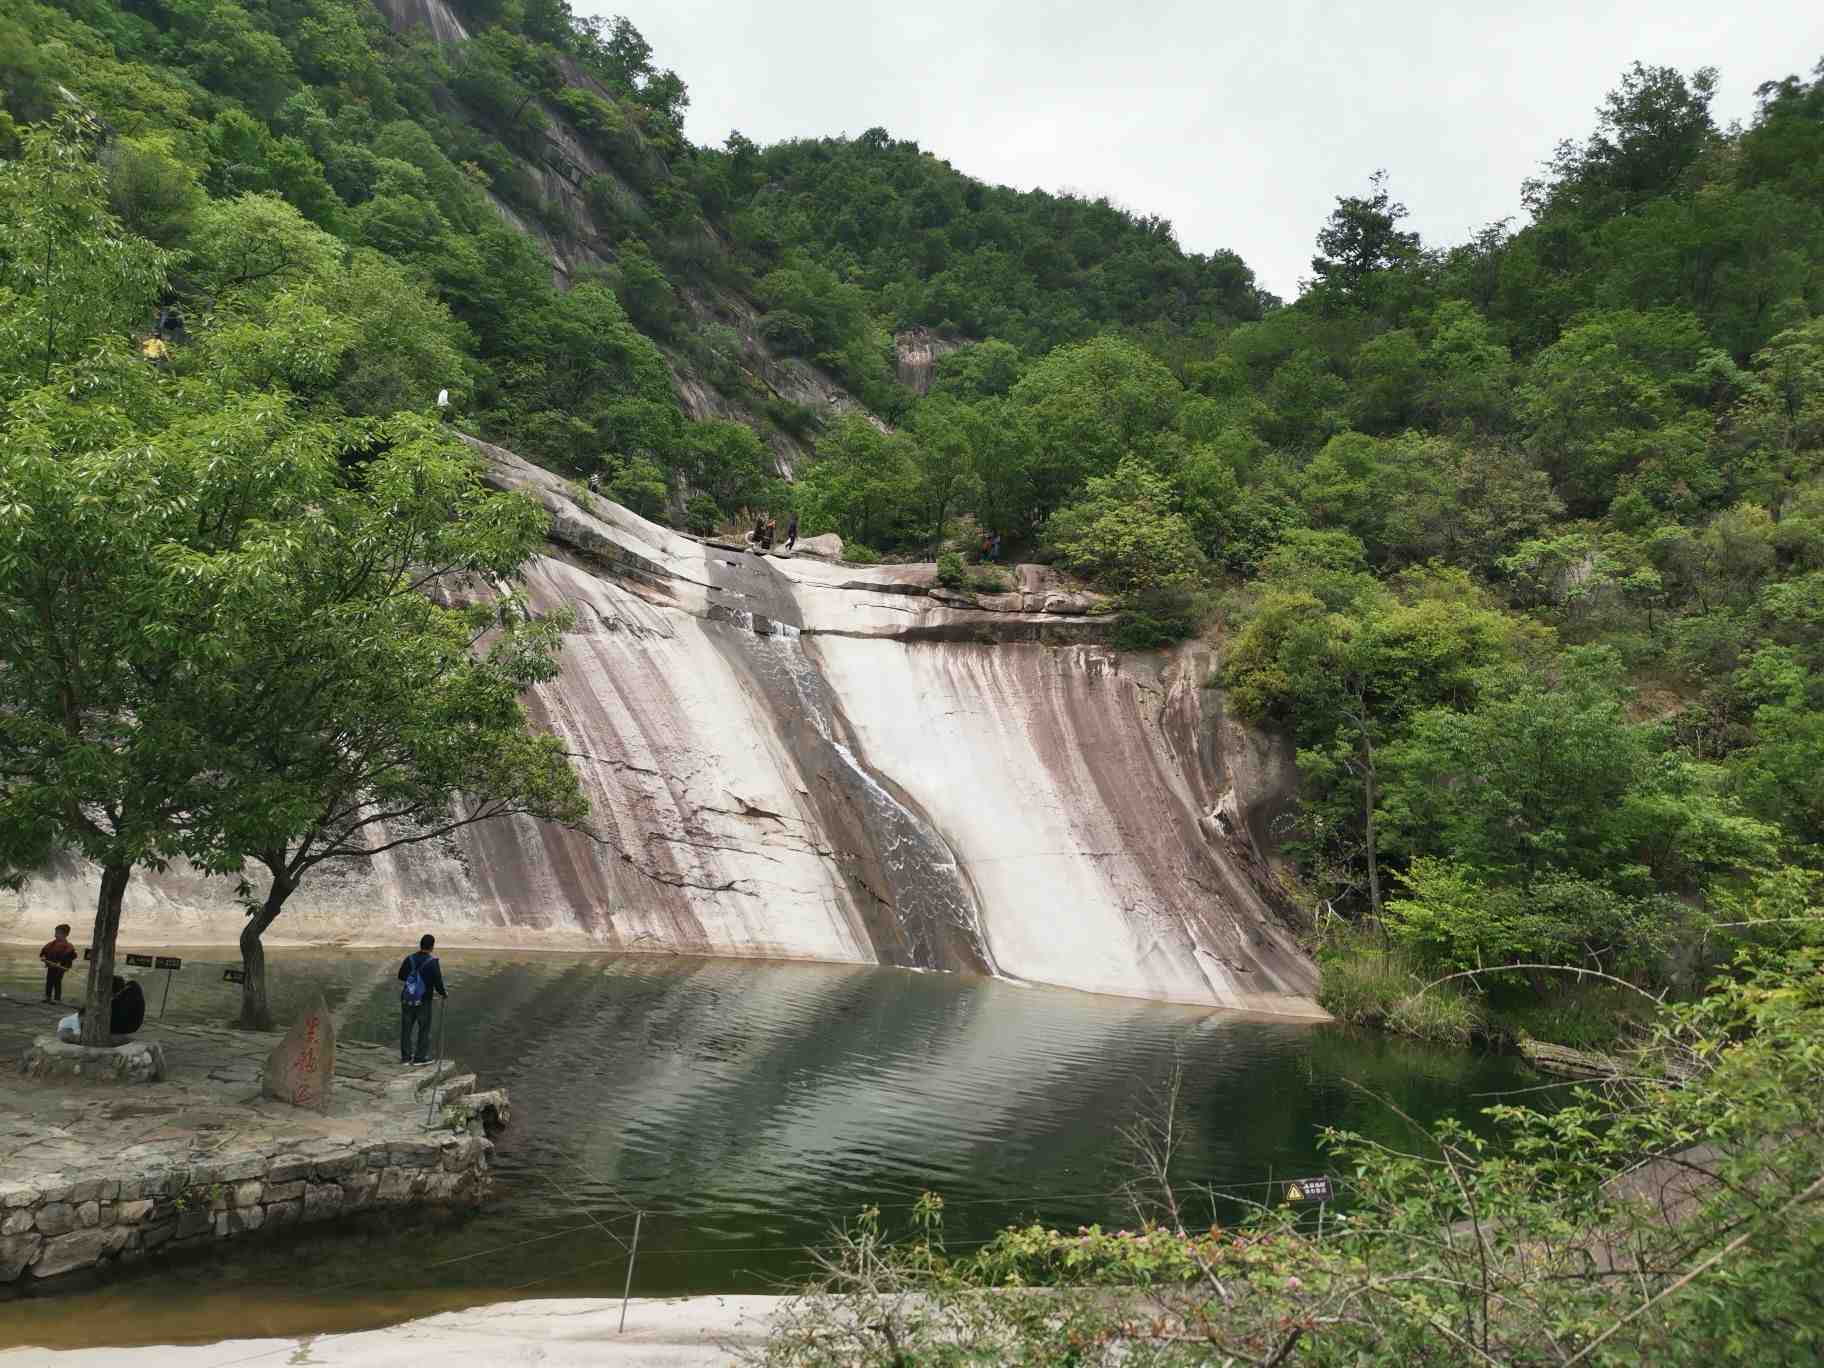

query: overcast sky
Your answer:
[581,1,1821,301]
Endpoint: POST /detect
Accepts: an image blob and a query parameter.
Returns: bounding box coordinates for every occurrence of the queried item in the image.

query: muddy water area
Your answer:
[0,947,1538,1350]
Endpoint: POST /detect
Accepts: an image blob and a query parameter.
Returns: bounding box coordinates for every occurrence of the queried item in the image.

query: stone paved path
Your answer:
[0,990,447,1188]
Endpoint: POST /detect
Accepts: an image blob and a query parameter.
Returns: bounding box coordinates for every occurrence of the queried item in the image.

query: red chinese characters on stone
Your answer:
[264,994,336,1112]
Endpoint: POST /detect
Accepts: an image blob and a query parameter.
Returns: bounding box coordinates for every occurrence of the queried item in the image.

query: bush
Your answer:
[764,397,823,439]
[684,493,721,535]
[1318,938,1483,1046]
[935,550,967,588]
[843,543,881,564]
[1110,585,1206,650]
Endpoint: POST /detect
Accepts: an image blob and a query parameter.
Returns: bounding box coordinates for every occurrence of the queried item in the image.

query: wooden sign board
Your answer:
[1285,1176,1334,1204]
[123,953,155,968]
[222,968,247,984]
[154,955,183,970]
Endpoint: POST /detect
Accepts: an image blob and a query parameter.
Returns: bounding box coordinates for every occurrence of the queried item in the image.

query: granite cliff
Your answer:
[3,440,1320,1017]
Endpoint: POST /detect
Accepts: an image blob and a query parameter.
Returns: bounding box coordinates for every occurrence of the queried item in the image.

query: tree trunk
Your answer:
[239,874,295,1032]
[1358,719,1382,924]
[78,863,130,1046]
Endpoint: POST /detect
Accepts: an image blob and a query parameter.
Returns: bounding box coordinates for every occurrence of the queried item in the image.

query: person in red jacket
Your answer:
[39,924,76,1003]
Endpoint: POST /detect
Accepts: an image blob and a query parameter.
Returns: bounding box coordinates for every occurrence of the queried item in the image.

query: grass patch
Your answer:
[1318,939,1484,1047]
[1486,982,1654,1052]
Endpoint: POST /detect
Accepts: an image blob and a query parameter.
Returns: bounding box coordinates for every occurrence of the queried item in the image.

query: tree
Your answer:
[1383,648,1777,895]
[0,376,344,1044]
[1308,169,1420,305]
[1227,565,1523,917]
[1009,336,1183,518]
[1526,62,1719,220]
[0,117,168,398]
[1044,458,1203,595]
[179,417,589,1029]
[794,416,919,550]
[908,396,980,553]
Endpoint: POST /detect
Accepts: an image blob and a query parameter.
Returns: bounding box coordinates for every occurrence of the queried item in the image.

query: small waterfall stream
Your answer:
[711,601,999,976]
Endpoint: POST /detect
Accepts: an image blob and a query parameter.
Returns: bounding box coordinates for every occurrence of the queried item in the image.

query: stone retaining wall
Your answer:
[1,1128,494,1282]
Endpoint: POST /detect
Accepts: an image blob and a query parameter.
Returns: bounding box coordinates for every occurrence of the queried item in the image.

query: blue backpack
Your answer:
[402,953,430,1006]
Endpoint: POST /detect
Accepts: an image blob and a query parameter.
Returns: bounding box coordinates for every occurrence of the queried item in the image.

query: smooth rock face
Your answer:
[262,996,335,1111]
[7,441,1322,1017]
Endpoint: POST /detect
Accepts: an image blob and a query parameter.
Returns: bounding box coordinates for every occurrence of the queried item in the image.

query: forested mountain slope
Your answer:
[4,0,1823,1035]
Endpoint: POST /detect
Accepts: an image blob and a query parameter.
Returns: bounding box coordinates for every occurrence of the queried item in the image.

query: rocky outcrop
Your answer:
[2,441,1321,1017]
[895,328,964,394]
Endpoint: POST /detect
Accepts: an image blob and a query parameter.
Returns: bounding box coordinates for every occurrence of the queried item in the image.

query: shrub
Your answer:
[935,550,967,588]
[843,543,881,564]
[1317,937,1483,1046]
[1110,585,1206,650]
[684,494,721,535]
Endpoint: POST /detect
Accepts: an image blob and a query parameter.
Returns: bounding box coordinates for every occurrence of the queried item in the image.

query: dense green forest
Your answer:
[4,0,1824,1042]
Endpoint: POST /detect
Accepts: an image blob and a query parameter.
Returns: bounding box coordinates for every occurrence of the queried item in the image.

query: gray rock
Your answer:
[139,1221,175,1251]
[0,1183,37,1209]
[234,1181,263,1208]
[0,1233,42,1280]
[32,1226,128,1278]
[265,1200,301,1228]
[216,1207,264,1237]
[341,1172,378,1209]
[68,1178,117,1203]
[266,1157,313,1185]
[1,1210,33,1236]
[35,1203,77,1237]
[302,1183,343,1221]
[117,1200,154,1225]
[311,1149,361,1180]
[175,1207,211,1239]
[76,1201,99,1228]
[388,1141,439,1167]
[261,1180,304,1204]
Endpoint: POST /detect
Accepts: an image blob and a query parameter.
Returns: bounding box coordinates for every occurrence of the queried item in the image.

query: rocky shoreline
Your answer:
[0,994,503,1287]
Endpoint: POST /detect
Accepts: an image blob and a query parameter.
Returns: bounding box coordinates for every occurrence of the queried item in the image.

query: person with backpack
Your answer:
[397,934,448,1066]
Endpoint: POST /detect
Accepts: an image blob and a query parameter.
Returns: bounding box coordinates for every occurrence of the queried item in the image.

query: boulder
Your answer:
[0,1233,41,1280]
[262,995,335,1111]
[32,1225,127,1279]
[797,532,843,560]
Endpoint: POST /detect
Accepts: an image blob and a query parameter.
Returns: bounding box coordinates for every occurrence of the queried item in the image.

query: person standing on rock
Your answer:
[784,513,799,551]
[39,923,76,1003]
[397,934,448,1066]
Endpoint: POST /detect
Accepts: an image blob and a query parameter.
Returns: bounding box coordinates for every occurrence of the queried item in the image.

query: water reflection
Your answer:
[0,946,1540,1349]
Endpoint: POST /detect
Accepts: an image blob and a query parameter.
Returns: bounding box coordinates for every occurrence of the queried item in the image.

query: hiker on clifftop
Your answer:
[398,934,448,1067]
[784,513,799,551]
[39,923,75,1003]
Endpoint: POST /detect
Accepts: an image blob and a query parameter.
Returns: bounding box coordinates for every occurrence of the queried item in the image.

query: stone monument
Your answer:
[263,994,335,1111]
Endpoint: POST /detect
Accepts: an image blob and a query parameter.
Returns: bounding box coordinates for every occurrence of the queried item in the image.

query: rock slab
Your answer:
[19,1037,166,1085]
[262,995,335,1111]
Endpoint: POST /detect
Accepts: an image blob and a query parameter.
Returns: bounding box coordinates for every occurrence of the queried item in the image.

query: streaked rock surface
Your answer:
[1,439,1321,1017]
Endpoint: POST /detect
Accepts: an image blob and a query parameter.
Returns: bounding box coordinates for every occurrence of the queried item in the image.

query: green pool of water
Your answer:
[0,946,1540,1349]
